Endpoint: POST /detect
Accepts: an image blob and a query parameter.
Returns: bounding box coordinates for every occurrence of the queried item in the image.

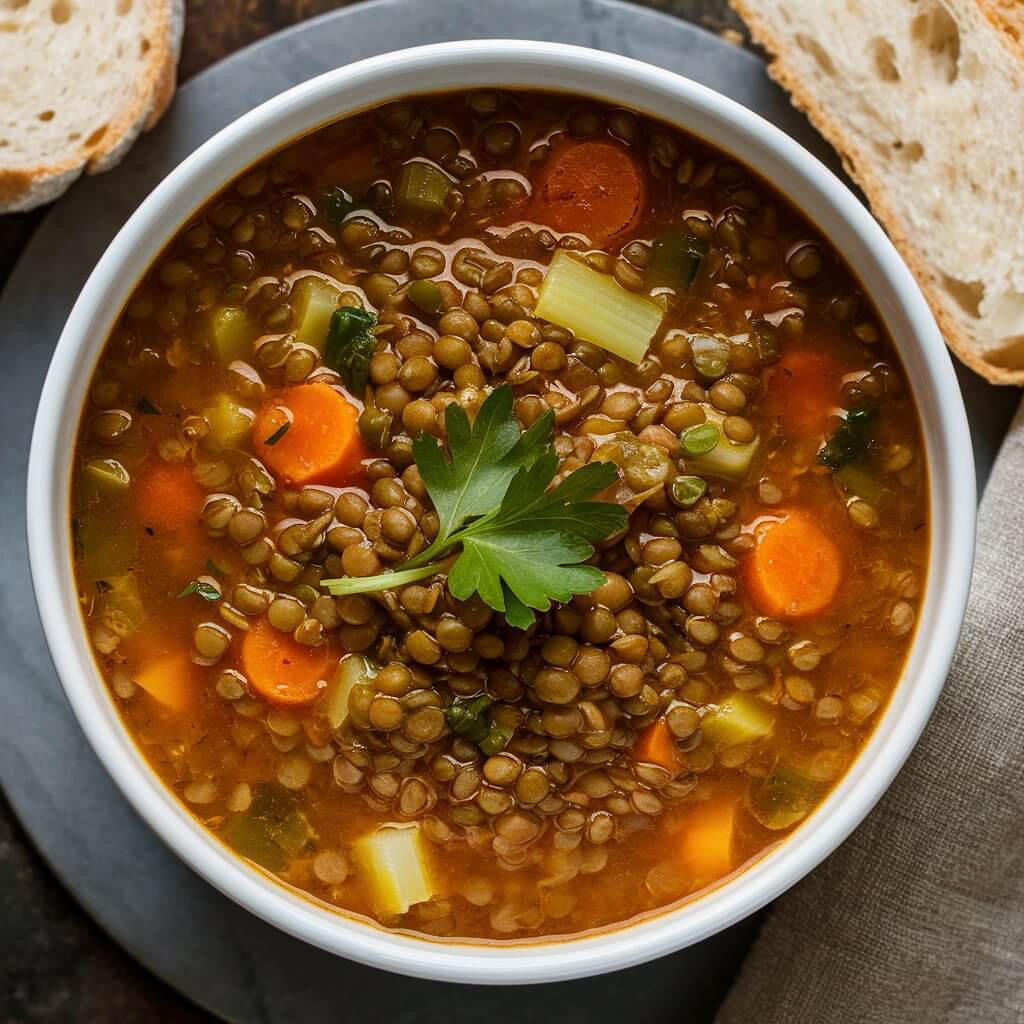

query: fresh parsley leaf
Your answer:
[444,694,512,754]
[177,579,221,601]
[320,385,627,628]
[818,404,877,470]
[324,307,377,394]
[263,421,290,446]
[137,396,162,415]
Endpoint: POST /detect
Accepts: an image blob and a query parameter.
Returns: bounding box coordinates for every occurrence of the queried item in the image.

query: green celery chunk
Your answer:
[749,757,826,830]
[535,251,664,365]
[203,393,255,450]
[647,227,708,291]
[220,782,316,872]
[82,458,130,497]
[396,161,452,215]
[209,306,257,365]
[100,573,146,632]
[292,276,343,350]
[78,516,137,582]
[835,463,883,502]
[701,692,775,749]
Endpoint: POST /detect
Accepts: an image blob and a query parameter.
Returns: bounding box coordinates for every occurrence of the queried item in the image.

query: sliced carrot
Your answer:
[768,348,844,436]
[678,798,738,884]
[134,651,197,714]
[523,139,645,247]
[744,512,843,620]
[134,462,205,533]
[241,617,334,707]
[253,382,364,486]
[633,718,683,773]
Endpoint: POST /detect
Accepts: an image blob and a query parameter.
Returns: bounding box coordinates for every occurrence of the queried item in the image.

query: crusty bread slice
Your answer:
[0,0,184,214]
[731,0,1024,384]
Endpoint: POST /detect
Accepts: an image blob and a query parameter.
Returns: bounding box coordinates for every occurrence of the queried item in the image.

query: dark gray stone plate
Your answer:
[0,1,1014,1021]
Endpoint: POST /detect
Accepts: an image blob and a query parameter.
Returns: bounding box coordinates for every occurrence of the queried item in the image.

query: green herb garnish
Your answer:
[322,186,355,226]
[206,558,226,577]
[818,404,877,470]
[263,421,290,446]
[177,579,221,601]
[321,385,627,628]
[444,694,512,755]
[137,397,162,415]
[324,307,378,394]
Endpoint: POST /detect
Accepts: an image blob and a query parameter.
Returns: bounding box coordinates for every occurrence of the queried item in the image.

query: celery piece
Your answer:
[353,822,436,916]
[683,409,759,482]
[292,276,342,350]
[396,160,452,215]
[210,306,256,365]
[749,758,826,831]
[535,251,664,364]
[82,457,130,496]
[647,227,707,291]
[78,517,137,582]
[835,464,883,503]
[323,654,378,730]
[203,393,255,451]
[100,573,146,632]
[701,692,775,749]
[221,783,316,872]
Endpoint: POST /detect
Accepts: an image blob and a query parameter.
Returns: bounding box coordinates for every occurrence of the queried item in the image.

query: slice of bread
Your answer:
[0,0,184,214]
[731,0,1024,384]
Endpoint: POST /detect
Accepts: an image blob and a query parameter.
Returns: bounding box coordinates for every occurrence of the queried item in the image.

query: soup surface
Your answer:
[72,89,928,940]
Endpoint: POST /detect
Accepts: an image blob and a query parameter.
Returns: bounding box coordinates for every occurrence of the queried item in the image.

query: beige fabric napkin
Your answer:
[717,400,1024,1024]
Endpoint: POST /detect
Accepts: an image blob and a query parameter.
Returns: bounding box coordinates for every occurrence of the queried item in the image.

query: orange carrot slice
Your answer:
[134,462,205,533]
[768,348,844,436]
[525,139,645,247]
[134,651,197,714]
[241,617,334,707]
[744,512,843,620]
[678,798,738,884]
[633,718,683,773]
[253,382,364,486]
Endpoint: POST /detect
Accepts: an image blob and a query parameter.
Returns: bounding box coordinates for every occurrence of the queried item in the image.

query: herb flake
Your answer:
[324,307,378,395]
[263,421,290,446]
[137,397,162,415]
[177,579,221,601]
[818,404,877,470]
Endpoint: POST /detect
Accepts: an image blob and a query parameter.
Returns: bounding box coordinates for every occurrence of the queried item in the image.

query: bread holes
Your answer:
[939,274,984,319]
[869,37,900,82]
[140,37,151,55]
[85,123,108,150]
[0,20,18,32]
[794,33,836,76]
[50,0,72,24]
[986,292,1024,365]
[892,140,924,163]
[910,2,961,83]
[37,110,55,123]
[116,0,133,13]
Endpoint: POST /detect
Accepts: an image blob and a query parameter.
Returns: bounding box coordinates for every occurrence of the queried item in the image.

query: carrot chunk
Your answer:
[526,139,645,247]
[768,348,844,435]
[744,512,843,620]
[241,618,334,707]
[253,382,364,486]
[134,652,197,714]
[134,462,205,533]
[633,718,683,772]
[678,798,737,884]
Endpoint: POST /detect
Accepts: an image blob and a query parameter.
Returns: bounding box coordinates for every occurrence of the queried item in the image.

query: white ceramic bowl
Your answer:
[27,40,975,984]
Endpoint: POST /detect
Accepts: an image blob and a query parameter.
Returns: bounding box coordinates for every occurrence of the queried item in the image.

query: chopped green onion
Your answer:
[263,421,290,446]
[136,396,161,415]
[669,475,707,507]
[324,306,378,394]
[681,422,720,456]
[647,227,707,291]
[535,251,664,365]
[396,160,452,215]
[406,279,442,315]
[322,186,355,226]
[690,334,730,379]
[177,579,221,601]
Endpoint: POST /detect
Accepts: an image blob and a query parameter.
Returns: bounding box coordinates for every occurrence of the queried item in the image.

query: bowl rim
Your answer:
[26,39,975,984]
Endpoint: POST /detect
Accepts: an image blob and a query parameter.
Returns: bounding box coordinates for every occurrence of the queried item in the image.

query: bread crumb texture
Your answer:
[732,0,1024,384]
[0,0,184,213]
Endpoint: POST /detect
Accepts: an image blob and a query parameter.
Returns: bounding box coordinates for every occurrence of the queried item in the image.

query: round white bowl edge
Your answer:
[26,40,975,984]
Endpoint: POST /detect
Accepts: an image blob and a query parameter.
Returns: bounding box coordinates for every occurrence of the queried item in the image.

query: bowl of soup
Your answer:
[27,40,974,983]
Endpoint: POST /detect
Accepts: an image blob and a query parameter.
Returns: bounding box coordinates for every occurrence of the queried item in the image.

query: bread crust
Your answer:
[731,0,1024,385]
[0,0,185,214]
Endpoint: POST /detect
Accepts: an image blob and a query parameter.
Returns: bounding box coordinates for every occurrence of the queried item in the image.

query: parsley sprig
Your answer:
[320,385,627,628]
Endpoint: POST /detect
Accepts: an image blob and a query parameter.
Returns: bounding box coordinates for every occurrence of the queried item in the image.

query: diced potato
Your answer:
[203,393,255,450]
[353,822,436,916]
[100,573,146,632]
[134,652,195,714]
[323,654,378,730]
[701,692,775,749]
[292,276,342,350]
[535,251,663,364]
[684,409,759,482]
[210,306,257,365]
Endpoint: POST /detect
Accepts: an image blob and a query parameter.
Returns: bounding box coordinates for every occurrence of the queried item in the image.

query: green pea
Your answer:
[681,423,720,455]
[670,475,708,508]
[690,334,730,379]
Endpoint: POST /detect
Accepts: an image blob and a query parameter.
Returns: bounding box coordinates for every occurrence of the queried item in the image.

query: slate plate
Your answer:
[0,1,1014,1021]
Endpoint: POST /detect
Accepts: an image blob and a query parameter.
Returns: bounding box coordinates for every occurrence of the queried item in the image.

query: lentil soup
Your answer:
[71,89,928,941]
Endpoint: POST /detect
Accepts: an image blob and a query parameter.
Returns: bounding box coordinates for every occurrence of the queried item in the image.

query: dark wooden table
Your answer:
[0,3,748,1021]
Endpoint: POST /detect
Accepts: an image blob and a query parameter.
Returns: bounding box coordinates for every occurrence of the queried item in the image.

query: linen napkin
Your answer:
[716,400,1024,1023]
